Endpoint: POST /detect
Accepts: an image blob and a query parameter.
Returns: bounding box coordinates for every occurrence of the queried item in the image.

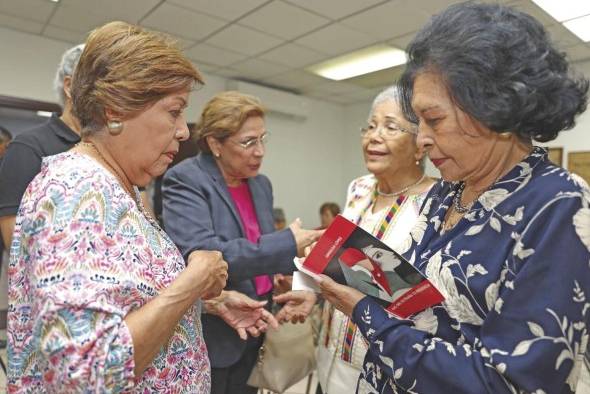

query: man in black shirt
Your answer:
[0,44,84,249]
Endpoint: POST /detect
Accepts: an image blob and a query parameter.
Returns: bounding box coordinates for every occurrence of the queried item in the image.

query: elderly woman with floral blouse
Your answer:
[318,3,590,394]
[7,22,273,393]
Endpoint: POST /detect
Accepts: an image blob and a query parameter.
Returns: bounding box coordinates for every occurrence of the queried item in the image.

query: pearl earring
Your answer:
[107,120,123,135]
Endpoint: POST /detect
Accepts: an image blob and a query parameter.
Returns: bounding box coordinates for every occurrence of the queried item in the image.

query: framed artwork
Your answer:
[546,147,563,166]
[568,151,590,185]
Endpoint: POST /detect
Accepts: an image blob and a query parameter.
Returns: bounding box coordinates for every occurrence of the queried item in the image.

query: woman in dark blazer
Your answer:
[162,91,321,394]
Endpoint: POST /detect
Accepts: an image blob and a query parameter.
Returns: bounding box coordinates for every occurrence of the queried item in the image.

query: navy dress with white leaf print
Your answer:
[352,147,590,394]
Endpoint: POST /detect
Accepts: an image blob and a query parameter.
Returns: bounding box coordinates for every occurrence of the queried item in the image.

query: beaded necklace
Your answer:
[443,178,499,232]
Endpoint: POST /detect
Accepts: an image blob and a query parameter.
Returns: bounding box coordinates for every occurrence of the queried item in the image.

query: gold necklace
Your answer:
[77,141,136,199]
[76,141,163,232]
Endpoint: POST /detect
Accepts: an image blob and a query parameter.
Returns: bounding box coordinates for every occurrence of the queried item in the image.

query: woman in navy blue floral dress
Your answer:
[317,3,590,393]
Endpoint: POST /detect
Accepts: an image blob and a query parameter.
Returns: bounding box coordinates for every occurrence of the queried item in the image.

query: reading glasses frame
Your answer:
[360,122,418,139]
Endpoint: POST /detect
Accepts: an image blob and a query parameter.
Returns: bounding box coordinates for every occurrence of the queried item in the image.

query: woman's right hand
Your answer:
[317,275,364,317]
[186,250,228,300]
[289,218,323,257]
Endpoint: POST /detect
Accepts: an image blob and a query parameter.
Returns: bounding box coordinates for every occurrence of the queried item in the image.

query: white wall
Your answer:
[263,101,347,227]
[341,102,372,183]
[543,60,590,164]
[0,27,70,102]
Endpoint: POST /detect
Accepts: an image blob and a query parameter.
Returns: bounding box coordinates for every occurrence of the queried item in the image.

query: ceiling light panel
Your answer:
[563,15,590,42]
[308,45,407,81]
[531,0,590,22]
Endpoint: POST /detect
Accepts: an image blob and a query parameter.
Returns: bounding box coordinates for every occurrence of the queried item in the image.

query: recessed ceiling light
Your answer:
[531,0,590,22]
[307,44,407,81]
[563,15,590,42]
[36,111,53,117]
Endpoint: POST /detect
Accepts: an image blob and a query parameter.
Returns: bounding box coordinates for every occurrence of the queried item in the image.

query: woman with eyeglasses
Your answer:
[162,90,322,394]
[314,85,435,394]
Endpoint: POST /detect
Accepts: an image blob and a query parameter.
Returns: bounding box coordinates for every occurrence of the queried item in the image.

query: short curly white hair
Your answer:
[369,85,402,118]
[369,85,424,168]
[53,44,84,108]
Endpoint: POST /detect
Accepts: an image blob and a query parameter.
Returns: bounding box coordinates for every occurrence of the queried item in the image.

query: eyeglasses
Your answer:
[360,121,417,139]
[229,132,270,150]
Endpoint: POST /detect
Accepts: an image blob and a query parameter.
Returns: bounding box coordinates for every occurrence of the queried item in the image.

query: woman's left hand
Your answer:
[317,275,365,317]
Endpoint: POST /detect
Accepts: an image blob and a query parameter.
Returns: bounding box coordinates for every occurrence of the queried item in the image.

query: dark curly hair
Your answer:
[399,2,589,142]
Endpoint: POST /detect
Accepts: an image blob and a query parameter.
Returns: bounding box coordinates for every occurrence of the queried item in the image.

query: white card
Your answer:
[292,270,320,293]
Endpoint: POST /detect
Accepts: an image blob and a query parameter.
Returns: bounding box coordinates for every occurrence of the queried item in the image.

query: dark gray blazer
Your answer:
[162,153,297,368]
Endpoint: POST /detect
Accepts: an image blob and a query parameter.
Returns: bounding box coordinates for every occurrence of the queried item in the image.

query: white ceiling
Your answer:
[1,0,589,105]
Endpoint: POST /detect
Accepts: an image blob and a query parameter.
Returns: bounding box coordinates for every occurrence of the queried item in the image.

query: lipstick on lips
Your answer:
[165,152,176,161]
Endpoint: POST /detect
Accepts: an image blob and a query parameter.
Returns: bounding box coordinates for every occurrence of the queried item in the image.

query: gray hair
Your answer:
[53,44,85,108]
[369,85,402,119]
[369,85,418,133]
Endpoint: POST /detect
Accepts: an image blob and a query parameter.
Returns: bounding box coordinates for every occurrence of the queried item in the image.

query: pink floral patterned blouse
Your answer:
[7,151,210,393]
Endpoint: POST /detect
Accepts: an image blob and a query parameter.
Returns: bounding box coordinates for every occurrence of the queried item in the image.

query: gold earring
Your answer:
[107,120,123,135]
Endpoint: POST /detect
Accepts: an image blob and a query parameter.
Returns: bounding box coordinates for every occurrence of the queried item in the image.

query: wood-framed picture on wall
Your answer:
[546,147,563,166]
[568,151,590,185]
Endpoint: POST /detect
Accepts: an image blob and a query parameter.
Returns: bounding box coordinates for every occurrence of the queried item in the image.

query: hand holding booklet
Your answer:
[293,215,444,318]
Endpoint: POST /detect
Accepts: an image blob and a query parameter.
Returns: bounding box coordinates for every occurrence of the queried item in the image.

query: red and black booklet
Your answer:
[298,215,444,318]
